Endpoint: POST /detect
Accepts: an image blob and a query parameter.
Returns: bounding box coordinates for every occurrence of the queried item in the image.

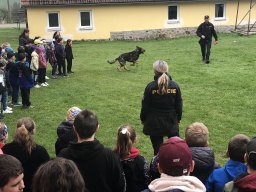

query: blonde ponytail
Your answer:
[158,73,169,95]
[153,60,170,95]
[14,117,36,154]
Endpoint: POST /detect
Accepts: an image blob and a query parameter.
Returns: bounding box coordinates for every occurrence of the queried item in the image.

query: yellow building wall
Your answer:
[26,1,256,40]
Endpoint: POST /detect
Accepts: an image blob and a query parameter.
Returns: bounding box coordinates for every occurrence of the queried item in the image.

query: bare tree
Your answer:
[0,8,8,23]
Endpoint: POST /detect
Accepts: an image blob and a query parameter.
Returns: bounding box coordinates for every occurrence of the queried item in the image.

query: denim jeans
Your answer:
[1,91,8,110]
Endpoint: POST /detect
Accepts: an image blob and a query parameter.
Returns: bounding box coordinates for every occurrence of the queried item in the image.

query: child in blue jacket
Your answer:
[15,53,33,108]
[205,134,250,192]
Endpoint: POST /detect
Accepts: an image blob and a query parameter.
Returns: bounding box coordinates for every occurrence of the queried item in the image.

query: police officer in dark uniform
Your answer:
[140,60,182,155]
[196,15,218,64]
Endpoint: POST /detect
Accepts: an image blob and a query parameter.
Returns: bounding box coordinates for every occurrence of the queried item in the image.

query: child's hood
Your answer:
[31,50,38,57]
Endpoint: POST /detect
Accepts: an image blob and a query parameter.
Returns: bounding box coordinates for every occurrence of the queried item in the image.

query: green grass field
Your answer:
[0,29,255,165]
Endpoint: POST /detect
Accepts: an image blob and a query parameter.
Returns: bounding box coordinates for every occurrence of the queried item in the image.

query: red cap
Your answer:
[158,137,192,176]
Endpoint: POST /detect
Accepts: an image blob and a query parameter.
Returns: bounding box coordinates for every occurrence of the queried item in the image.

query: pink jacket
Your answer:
[36,48,47,68]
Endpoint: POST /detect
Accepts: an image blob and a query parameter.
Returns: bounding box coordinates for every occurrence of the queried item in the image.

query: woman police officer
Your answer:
[140,60,182,155]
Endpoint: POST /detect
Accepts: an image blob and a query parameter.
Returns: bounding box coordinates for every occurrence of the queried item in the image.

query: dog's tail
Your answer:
[107,59,117,64]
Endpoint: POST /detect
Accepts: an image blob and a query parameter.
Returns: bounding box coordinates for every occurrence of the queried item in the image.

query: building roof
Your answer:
[21,0,209,7]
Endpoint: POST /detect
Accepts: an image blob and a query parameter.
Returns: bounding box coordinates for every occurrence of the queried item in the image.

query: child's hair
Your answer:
[153,60,170,95]
[57,37,63,43]
[0,123,8,143]
[246,137,256,170]
[66,39,72,44]
[185,122,209,147]
[115,125,136,159]
[0,154,23,188]
[17,46,25,53]
[1,42,10,49]
[53,31,60,39]
[32,157,85,192]
[227,134,250,162]
[7,52,15,60]
[19,28,29,39]
[73,109,98,139]
[14,117,36,154]
[16,53,26,61]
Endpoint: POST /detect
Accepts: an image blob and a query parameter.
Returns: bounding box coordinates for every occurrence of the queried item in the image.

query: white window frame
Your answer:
[47,12,61,31]
[79,10,93,30]
[167,5,180,24]
[214,3,226,21]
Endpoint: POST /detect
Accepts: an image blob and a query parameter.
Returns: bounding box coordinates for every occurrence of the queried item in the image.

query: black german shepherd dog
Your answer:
[108,46,145,71]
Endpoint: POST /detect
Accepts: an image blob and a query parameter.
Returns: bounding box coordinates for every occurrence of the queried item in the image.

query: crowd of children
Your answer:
[0,109,256,192]
[0,29,74,113]
[0,29,256,192]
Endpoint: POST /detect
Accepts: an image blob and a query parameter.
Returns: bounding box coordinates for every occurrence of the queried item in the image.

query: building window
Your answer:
[168,5,179,23]
[215,3,226,20]
[80,11,92,29]
[48,12,60,29]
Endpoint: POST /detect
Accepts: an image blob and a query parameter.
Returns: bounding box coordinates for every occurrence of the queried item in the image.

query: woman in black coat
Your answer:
[140,60,182,155]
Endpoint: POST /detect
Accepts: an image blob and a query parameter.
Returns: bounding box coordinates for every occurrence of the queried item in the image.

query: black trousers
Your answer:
[38,68,46,84]
[200,40,212,61]
[21,88,31,107]
[150,130,180,155]
[51,62,58,76]
[57,58,66,75]
[67,59,73,73]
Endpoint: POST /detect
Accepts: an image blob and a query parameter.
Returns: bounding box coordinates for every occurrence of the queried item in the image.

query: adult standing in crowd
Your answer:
[2,117,50,192]
[196,15,218,64]
[140,60,182,155]
[19,29,32,47]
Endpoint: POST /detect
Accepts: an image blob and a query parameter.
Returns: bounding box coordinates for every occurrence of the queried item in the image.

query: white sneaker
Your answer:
[3,109,13,114]
[45,82,49,86]
[7,106,12,111]
[41,83,47,87]
[45,76,49,80]
[34,84,41,88]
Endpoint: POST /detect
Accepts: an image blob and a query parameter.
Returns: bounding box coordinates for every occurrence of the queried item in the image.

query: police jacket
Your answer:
[196,22,218,41]
[140,74,182,136]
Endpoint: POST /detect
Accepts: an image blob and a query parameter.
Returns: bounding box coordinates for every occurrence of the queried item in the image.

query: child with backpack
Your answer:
[114,125,150,192]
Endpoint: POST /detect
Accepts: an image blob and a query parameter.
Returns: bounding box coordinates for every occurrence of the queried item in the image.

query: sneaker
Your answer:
[7,106,12,111]
[45,76,50,80]
[3,109,13,114]
[205,60,210,64]
[45,82,49,86]
[34,84,41,88]
[63,74,68,77]
[52,75,57,79]
[12,102,22,107]
[41,83,47,87]
[22,105,34,109]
